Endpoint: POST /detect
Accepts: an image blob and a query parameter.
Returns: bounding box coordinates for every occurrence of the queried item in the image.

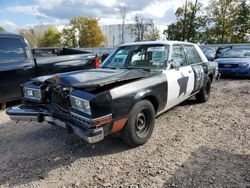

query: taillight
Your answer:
[95,57,100,68]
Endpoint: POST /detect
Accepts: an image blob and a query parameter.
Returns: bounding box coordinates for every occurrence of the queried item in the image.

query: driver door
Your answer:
[164,45,194,110]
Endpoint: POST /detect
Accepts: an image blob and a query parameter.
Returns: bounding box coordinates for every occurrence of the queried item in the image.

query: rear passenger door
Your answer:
[183,45,205,94]
[164,45,194,110]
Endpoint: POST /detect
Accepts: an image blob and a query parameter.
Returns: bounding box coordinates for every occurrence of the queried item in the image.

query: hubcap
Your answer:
[135,109,150,138]
[137,113,146,130]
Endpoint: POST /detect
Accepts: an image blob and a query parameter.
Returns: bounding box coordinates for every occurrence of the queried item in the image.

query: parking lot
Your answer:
[0,79,249,188]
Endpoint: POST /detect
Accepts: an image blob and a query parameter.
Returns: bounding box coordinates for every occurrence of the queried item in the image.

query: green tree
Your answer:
[205,0,238,43]
[37,27,61,47]
[61,16,106,48]
[233,0,250,43]
[163,0,205,42]
[18,28,41,48]
[61,26,77,48]
[163,22,183,41]
[0,26,5,32]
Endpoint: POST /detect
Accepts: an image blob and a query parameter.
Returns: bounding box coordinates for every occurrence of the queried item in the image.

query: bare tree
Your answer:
[182,0,188,41]
[186,0,198,41]
[131,15,154,42]
[119,6,128,44]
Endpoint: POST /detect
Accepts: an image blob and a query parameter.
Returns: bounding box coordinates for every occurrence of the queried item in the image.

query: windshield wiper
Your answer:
[101,66,120,70]
[126,66,151,72]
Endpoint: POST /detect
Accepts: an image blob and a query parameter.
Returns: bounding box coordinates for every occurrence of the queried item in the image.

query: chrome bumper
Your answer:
[216,72,221,81]
[6,107,104,144]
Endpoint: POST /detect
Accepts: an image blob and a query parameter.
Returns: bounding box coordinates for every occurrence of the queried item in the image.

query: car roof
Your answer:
[0,32,23,38]
[120,41,195,47]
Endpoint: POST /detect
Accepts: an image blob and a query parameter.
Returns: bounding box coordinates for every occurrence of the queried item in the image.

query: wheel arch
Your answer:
[207,73,214,83]
[134,90,159,114]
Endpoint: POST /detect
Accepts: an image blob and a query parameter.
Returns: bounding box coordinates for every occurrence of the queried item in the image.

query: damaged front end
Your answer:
[6,79,113,144]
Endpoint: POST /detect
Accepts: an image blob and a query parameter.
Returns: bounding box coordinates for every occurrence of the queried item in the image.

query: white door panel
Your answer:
[163,66,194,110]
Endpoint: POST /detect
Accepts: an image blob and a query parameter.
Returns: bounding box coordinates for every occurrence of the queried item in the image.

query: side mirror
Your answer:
[170,59,183,69]
[207,55,215,61]
[101,53,110,62]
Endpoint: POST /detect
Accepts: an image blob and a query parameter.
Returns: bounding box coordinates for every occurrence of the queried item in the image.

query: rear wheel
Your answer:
[195,77,211,103]
[121,100,155,147]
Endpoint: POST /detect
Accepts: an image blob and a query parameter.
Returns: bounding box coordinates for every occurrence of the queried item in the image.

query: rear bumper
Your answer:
[6,107,104,144]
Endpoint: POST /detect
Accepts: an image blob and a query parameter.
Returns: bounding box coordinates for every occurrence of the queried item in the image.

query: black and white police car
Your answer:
[7,41,218,147]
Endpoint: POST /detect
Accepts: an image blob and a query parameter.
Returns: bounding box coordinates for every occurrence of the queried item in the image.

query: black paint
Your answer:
[177,73,189,97]
[0,32,96,103]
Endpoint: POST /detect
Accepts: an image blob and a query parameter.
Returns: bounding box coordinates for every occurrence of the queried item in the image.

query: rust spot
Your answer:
[51,75,60,83]
[111,118,128,133]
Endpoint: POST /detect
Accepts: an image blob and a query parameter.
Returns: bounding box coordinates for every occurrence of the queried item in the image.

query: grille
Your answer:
[218,64,239,68]
[71,112,92,127]
[50,87,71,111]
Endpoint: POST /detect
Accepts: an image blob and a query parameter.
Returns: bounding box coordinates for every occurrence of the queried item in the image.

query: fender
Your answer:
[207,71,214,83]
[109,74,167,120]
[134,89,160,114]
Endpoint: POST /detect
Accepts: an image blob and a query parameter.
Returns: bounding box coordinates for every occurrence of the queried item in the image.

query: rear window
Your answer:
[0,38,27,63]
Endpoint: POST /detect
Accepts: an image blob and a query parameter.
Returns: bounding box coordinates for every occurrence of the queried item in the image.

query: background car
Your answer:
[0,32,99,108]
[214,46,250,77]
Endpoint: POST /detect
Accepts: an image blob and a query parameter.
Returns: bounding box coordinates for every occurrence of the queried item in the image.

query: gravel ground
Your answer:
[0,79,249,188]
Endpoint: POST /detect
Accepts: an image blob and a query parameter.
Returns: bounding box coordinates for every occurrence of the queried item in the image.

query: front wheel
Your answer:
[121,100,155,147]
[195,77,211,103]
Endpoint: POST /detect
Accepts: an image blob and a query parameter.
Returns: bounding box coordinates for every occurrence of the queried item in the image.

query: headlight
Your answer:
[239,63,249,67]
[70,95,91,115]
[23,87,41,101]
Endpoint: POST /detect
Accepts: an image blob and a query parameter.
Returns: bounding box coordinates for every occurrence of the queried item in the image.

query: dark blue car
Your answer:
[215,46,250,77]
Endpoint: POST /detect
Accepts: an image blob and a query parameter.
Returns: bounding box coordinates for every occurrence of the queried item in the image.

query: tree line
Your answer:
[0,0,249,47]
[164,0,250,44]
[17,17,107,48]
[11,15,159,48]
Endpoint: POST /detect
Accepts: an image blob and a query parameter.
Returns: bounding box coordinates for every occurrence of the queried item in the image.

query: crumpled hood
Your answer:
[215,58,250,64]
[32,68,152,88]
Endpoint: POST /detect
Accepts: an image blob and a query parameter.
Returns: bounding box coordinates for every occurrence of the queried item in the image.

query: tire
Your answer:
[195,77,211,103]
[0,103,6,110]
[121,100,155,147]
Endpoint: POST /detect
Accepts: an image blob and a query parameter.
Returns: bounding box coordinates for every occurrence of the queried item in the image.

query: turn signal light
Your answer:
[92,115,112,127]
[95,57,100,68]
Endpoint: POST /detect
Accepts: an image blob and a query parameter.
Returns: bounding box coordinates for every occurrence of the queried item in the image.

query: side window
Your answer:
[184,45,202,64]
[171,45,186,68]
[0,38,27,63]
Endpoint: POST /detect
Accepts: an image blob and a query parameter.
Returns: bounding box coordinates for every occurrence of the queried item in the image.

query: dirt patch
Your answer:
[0,79,249,188]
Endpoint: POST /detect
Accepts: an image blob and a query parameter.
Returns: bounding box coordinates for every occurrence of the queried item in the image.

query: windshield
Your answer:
[220,48,250,58]
[102,44,169,70]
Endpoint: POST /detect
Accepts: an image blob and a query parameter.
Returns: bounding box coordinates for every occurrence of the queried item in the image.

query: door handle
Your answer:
[188,70,192,73]
[175,68,180,71]
[21,65,33,70]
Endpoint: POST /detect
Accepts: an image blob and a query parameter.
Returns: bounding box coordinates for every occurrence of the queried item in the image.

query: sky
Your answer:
[0,0,208,31]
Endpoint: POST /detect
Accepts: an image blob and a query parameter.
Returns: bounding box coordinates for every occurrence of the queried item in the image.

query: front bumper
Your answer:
[6,107,104,144]
[219,67,250,77]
